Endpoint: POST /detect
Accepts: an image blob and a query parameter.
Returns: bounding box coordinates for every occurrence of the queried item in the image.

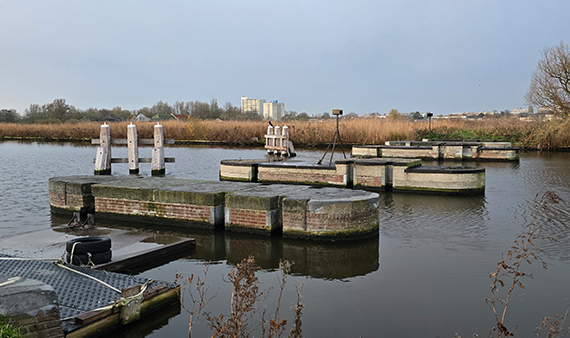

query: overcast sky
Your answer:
[1,1,569,116]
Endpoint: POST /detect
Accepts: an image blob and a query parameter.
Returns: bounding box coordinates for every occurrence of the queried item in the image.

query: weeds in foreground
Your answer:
[0,315,23,338]
[487,191,565,337]
[177,257,303,338]
[535,310,570,338]
[175,264,216,338]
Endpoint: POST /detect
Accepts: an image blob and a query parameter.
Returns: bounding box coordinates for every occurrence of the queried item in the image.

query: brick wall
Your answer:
[282,210,306,231]
[354,175,384,188]
[306,208,378,232]
[9,308,63,338]
[95,197,211,223]
[227,208,268,230]
[259,170,344,185]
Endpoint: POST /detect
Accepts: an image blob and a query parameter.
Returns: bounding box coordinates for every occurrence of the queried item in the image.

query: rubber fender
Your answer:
[66,236,111,254]
[66,250,112,265]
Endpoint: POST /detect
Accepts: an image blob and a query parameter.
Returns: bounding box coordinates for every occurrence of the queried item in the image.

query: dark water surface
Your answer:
[1,141,570,337]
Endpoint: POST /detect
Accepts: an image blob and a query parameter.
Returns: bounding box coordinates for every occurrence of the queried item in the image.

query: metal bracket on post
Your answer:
[120,284,141,325]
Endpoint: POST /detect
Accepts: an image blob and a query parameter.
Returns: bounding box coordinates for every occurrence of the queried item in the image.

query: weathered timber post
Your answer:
[127,123,139,175]
[151,123,165,176]
[274,125,281,155]
[94,123,111,175]
[282,125,290,156]
[266,125,274,154]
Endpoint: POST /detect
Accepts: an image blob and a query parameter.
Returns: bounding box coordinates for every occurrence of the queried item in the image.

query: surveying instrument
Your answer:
[318,109,346,166]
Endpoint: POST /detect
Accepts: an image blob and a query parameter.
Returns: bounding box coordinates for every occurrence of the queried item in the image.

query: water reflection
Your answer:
[111,303,181,338]
[379,192,488,252]
[50,214,379,279]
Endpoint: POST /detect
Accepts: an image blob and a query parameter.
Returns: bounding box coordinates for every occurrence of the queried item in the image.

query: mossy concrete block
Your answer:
[92,178,204,201]
[394,165,486,194]
[224,185,310,234]
[351,145,383,157]
[159,181,255,206]
[225,184,306,210]
[49,175,138,214]
[281,187,379,240]
[257,162,347,186]
[381,146,436,159]
[220,159,266,182]
[478,147,520,161]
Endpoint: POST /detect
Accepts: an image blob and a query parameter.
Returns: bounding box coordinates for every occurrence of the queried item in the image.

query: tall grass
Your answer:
[1,118,569,150]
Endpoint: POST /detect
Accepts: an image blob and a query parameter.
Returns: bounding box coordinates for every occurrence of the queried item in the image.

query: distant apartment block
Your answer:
[241,96,266,115]
[263,101,285,121]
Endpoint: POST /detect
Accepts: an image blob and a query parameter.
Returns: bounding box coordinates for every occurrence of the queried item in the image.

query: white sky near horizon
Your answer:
[1,1,569,117]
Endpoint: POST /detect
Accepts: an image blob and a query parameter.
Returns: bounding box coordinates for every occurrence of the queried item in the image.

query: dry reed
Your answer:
[1,118,569,149]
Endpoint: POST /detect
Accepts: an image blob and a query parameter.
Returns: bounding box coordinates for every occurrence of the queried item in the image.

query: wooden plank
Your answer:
[92,158,175,163]
[92,139,175,145]
[96,238,195,273]
[143,284,169,300]
[75,308,113,325]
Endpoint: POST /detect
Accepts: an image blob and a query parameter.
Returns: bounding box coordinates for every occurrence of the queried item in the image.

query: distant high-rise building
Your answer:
[241,96,266,116]
[263,101,285,121]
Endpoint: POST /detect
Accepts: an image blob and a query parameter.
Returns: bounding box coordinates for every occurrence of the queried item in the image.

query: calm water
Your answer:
[1,141,570,337]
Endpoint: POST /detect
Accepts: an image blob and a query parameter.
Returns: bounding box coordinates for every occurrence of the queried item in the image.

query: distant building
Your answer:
[241,96,266,116]
[171,114,188,121]
[134,113,152,122]
[511,108,529,115]
[263,101,285,120]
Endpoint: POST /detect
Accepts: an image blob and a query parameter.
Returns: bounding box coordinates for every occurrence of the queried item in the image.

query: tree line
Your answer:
[3,99,263,123]
[1,99,330,123]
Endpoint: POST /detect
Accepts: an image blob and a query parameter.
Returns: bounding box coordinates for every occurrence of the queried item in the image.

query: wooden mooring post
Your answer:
[151,123,165,176]
[127,123,139,175]
[94,123,112,175]
[264,124,295,156]
[93,123,175,176]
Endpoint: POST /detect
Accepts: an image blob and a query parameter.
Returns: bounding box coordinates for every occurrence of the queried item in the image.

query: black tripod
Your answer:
[318,113,346,166]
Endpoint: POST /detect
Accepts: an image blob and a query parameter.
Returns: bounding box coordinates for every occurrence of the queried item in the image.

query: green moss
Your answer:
[226,195,279,210]
[0,315,23,338]
[393,185,485,194]
[220,176,251,182]
[283,223,379,238]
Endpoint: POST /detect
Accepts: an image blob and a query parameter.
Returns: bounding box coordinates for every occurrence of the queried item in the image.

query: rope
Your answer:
[60,277,153,321]
[0,257,57,262]
[54,259,121,293]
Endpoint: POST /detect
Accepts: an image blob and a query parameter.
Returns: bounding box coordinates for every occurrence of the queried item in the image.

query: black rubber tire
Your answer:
[66,250,112,265]
[66,237,111,254]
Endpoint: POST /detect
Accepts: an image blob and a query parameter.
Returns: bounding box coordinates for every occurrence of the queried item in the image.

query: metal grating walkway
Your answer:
[0,256,173,319]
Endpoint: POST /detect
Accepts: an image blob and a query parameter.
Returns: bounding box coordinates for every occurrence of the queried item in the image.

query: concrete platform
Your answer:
[219,157,485,194]
[352,140,519,161]
[49,176,381,241]
[0,225,195,273]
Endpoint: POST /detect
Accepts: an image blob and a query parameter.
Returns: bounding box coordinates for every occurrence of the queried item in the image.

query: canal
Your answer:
[1,141,570,337]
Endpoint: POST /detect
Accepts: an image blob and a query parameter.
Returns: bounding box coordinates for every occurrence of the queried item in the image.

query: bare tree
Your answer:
[47,98,69,121]
[525,41,570,119]
[174,101,192,116]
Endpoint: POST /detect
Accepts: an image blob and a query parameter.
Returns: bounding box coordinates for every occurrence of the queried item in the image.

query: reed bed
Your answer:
[1,118,569,150]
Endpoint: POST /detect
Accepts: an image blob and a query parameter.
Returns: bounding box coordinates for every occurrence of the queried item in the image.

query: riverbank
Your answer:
[1,118,569,150]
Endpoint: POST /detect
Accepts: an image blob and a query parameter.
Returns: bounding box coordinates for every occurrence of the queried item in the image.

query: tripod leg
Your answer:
[337,133,347,159]
[318,140,333,164]
[329,132,338,166]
